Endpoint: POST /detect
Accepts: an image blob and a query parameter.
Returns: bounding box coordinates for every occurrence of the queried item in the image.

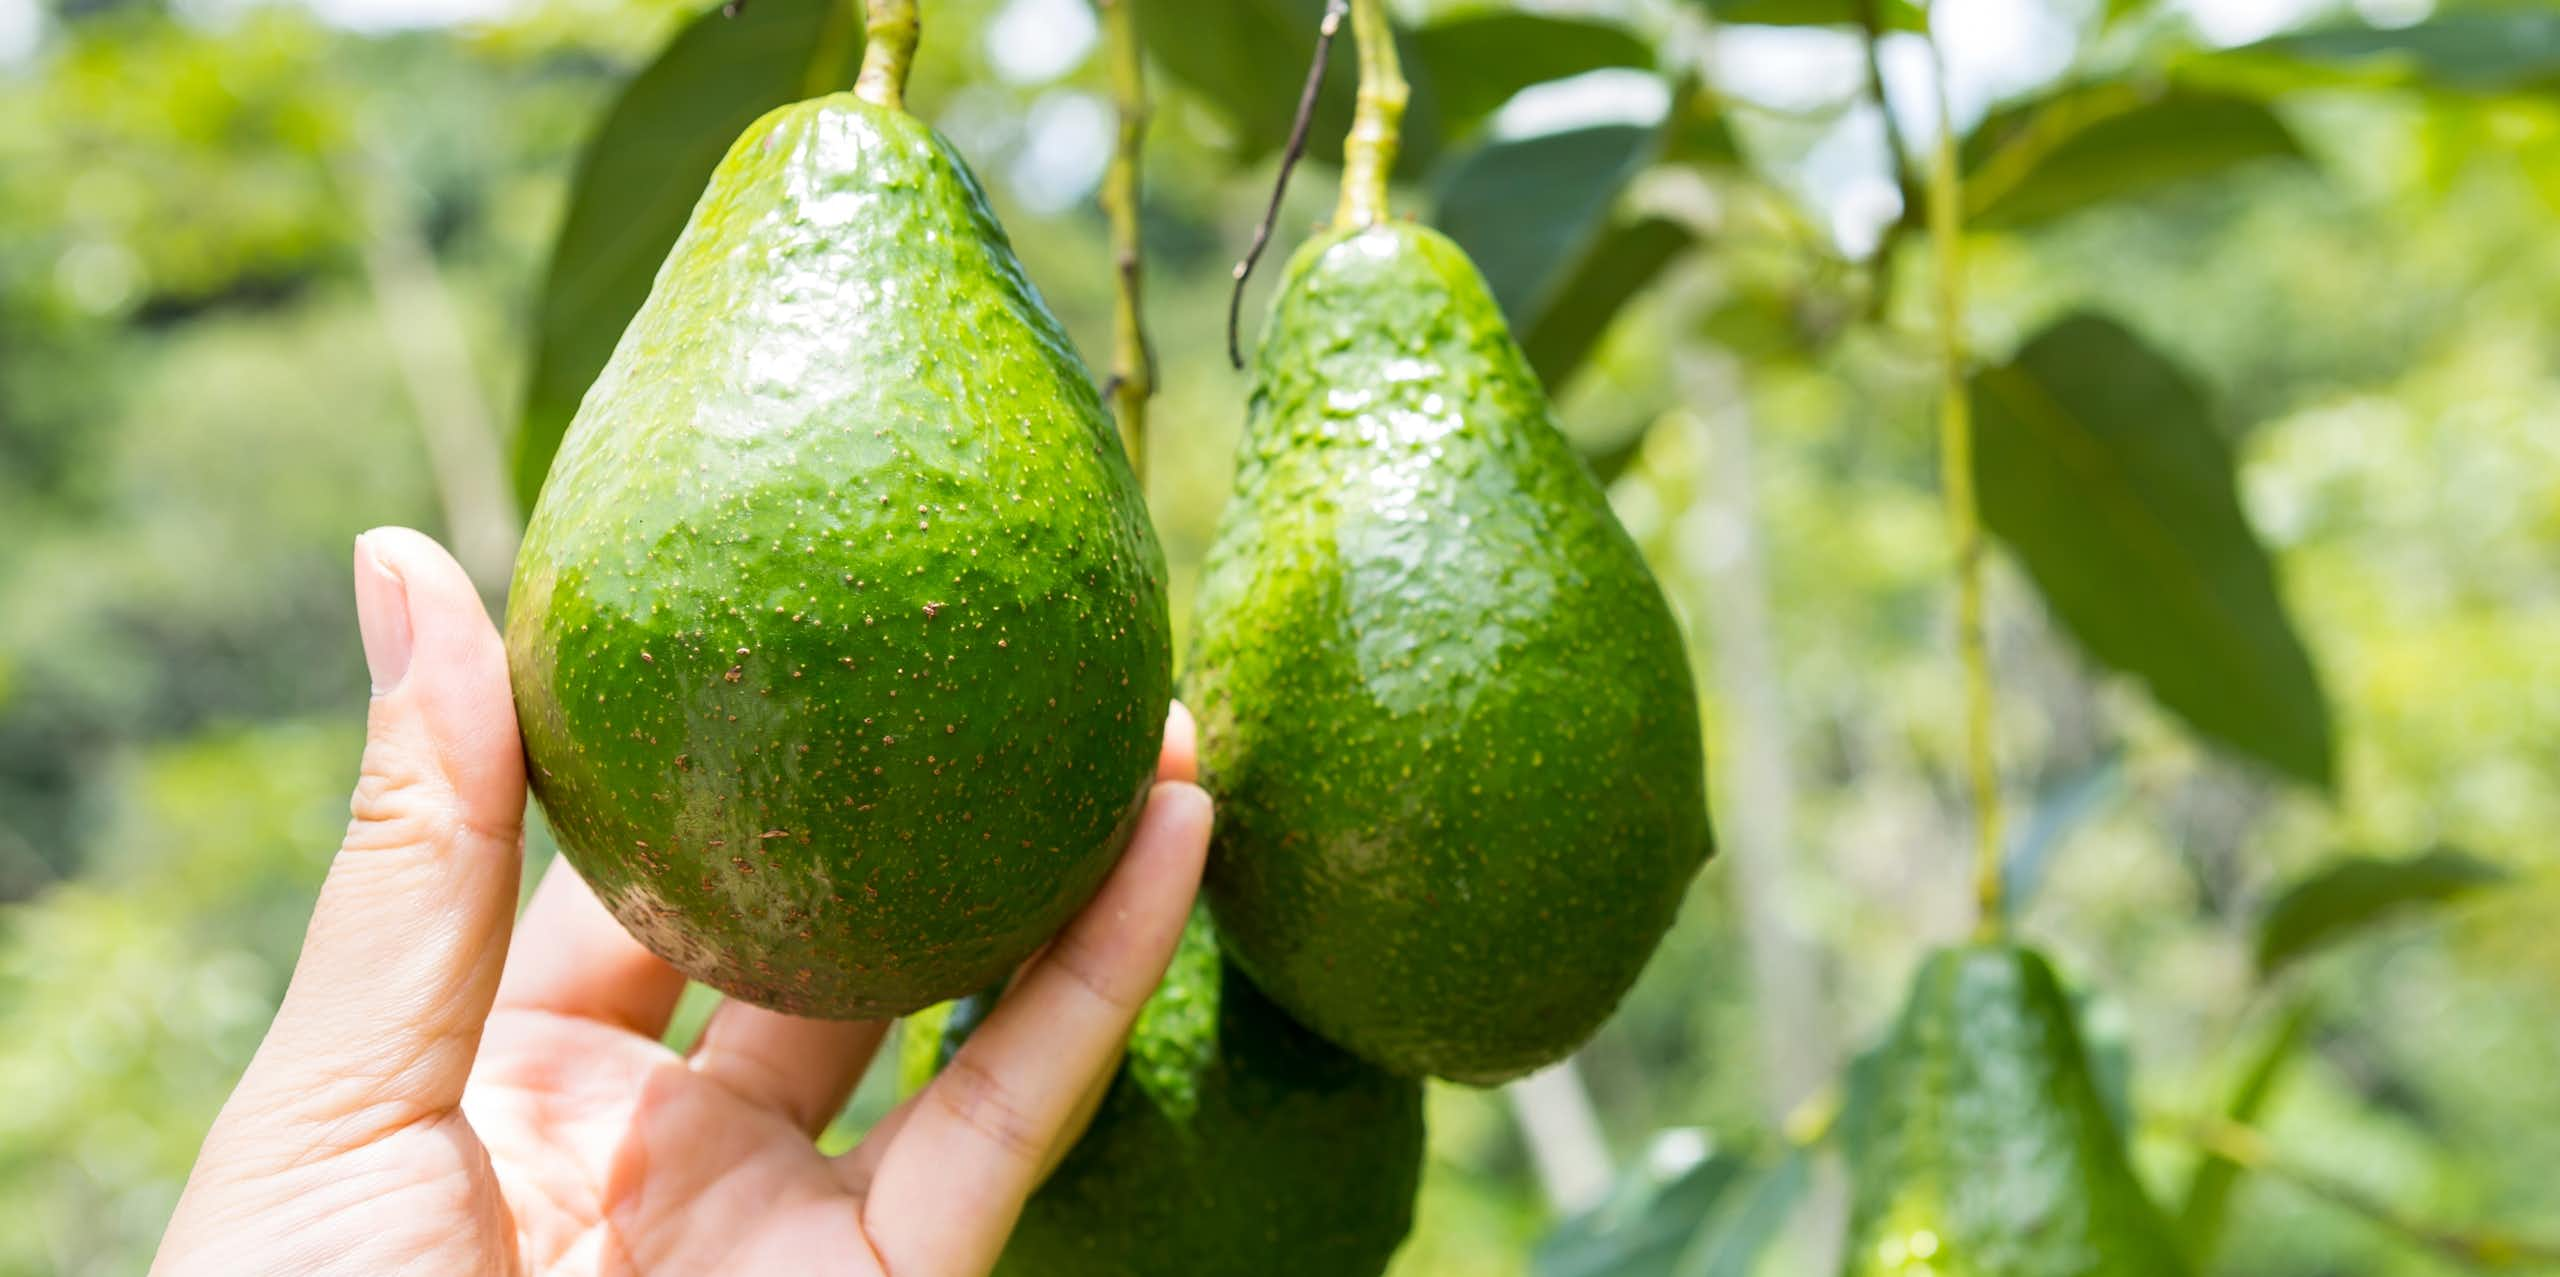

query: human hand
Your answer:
[152,528,1214,1277]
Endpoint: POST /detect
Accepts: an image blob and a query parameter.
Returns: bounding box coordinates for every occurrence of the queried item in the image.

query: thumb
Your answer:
[219,527,526,1149]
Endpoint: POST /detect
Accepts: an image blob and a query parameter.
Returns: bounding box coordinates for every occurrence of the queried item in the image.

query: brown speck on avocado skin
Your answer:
[499,94,1171,1022]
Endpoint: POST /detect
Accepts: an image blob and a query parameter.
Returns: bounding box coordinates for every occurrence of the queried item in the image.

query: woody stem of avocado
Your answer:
[1336,0,1405,228]
[1224,0,1346,369]
[1924,19,2005,936]
[1096,0,1153,481]
[855,0,918,111]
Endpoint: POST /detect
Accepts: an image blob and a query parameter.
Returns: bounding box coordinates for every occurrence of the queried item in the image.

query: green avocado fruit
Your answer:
[506,93,1171,1020]
[1842,943,2189,1277]
[1184,220,1713,1084]
[903,912,1425,1277]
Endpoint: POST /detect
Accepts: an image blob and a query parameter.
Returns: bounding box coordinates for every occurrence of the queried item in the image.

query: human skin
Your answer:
[152,527,1214,1277]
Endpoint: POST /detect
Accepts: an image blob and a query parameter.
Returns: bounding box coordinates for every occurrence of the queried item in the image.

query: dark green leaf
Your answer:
[512,0,862,512]
[1971,312,2335,787]
[1435,124,1671,390]
[1681,1146,1811,1277]
[1534,1135,1749,1277]
[2074,989,2135,1135]
[2177,996,2318,1263]
[2247,12,2560,95]
[1578,413,1659,489]
[1409,13,1655,142]
[1965,85,2307,228]
[2256,849,2512,974]
[1522,217,1695,391]
[1138,0,1441,165]
[1696,0,1924,31]
[2003,752,2127,908]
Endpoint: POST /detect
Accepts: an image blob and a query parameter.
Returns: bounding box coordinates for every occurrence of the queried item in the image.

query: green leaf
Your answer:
[2002,752,2128,909]
[1534,1134,1749,1277]
[1523,217,1695,391]
[2255,849,2512,975]
[1436,124,1684,391]
[512,0,862,513]
[1965,85,2307,228]
[1970,312,2334,787]
[1408,12,1655,142]
[2247,12,2560,96]
[1680,1146,1811,1277]
[1695,0,1925,31]
[1138,0,1441,165]
[2177,996,2317,1264]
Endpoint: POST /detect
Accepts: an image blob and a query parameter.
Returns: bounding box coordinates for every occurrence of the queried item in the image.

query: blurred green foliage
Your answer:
[5,0,2560,1274]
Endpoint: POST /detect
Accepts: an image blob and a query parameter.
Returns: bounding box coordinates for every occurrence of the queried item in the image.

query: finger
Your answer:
[831,1090,917,1198]
[1158,700,1198,785]
[860,780,1211,1275]
[837,991,1120,1198]
[490,856,688,1038]
[218,528,526,1143]
[689,1001,889,1135]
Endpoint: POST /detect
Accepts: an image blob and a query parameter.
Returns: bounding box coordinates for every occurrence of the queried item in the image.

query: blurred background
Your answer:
[6,0,2560,1272]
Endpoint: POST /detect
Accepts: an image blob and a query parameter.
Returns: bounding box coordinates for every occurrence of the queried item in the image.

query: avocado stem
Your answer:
[1335,0,1405,228]
[854,0,919,111]
[1922,19,2005,939]
[1097,0,1153,480]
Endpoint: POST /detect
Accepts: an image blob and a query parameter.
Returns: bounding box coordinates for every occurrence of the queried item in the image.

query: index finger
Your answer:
[855,776,1212,1276]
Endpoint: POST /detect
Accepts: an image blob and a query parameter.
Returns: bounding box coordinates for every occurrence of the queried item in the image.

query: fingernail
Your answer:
[354,531,413,695]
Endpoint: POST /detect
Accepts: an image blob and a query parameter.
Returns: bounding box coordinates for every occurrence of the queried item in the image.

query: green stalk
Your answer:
[1096,0,1153,480]
[854,0,919,111]
[1922,21,2004,937]
[1335,0,1405,227]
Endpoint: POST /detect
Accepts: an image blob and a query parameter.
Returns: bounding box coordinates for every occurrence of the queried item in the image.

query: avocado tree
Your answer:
[8,0,2560,1272]
[497,1,2560,1273]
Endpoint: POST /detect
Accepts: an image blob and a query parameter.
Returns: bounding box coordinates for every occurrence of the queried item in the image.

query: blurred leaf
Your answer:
[1533,1131,1747,1277]
[2002,751,2128,909]
[1965,84,2307,228]
[2178,995,2318,1263]
[2074,988,2136,1135]
[1694,0,1924,31]
[512,0,863,513]
[1410,12,1655,142]
[1525,217,1696,391]
[1437,123,1668,391]
[2246,12,2560,96]
[1139,0,1441,165]
[1971,311,2335,788]
[1580,413,1660,488]
[1679,1146,1811,1277]
[2255,848,2512,975]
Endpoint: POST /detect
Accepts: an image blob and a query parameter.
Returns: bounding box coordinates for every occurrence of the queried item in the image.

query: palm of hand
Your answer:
[456,1008,883,1276]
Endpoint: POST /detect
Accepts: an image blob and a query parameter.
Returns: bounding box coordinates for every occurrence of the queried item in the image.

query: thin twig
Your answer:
[1226,0,1347,370]
[1095,0,1153,479]
[1855,0,1914,198]
[1920,17,2003,936]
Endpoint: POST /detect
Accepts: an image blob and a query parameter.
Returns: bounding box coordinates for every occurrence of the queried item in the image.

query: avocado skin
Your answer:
[507,94,1171,1020]
[1843,944,2189,1277]
[921,914,1423,1277]
[1185,221,1713,1084]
